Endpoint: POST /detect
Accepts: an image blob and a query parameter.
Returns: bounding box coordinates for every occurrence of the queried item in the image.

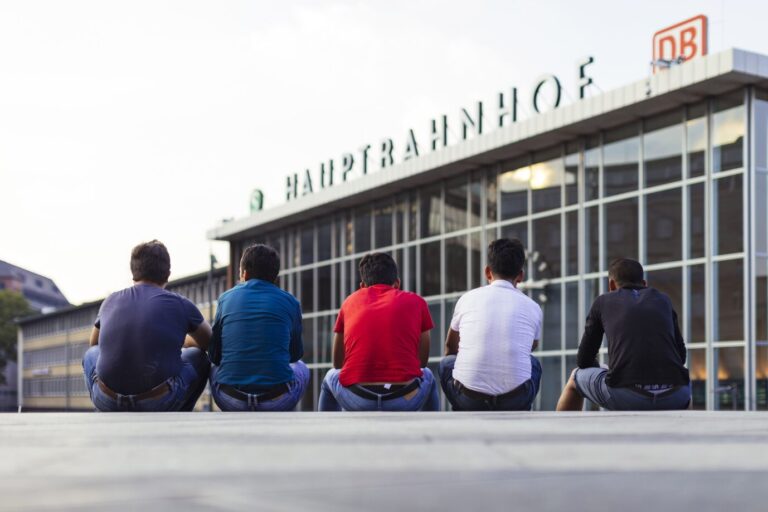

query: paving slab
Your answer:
[1,411,767,511]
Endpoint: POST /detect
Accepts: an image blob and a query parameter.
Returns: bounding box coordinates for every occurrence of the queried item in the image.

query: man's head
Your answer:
[485,238,526,283]
[130,240,171,285]
[608,258,646,290]
[359,252,400,288]
[240,244,280,283]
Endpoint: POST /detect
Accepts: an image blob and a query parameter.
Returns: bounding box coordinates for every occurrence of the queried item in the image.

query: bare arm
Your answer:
[444,328,460,356]
[332,332,345,369]
[419,330,431,367]
[531,339,539,351]
[184,321,212,350]
[89,327,99,347]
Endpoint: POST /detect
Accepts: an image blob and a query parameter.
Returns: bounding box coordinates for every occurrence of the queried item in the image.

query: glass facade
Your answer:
[232,88,765,410]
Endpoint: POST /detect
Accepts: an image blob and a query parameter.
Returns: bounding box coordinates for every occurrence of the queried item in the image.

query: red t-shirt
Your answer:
[334,284,434,386]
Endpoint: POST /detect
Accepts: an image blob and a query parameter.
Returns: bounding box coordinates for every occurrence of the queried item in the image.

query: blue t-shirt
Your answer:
[95,283,204,394]
[209,279,303,390]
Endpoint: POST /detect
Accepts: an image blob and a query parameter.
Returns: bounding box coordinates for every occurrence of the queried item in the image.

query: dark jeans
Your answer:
[438,354,542,411]
[82,345,210,412]
[573,367,691,411]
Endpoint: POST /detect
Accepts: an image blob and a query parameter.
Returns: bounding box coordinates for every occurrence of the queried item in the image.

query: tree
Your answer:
[0,290,33,386]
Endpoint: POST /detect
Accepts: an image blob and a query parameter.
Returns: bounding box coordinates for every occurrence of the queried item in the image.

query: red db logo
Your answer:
[652,15,708,73]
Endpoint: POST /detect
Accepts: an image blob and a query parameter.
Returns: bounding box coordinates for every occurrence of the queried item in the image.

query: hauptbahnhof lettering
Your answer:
[17,48,768,411]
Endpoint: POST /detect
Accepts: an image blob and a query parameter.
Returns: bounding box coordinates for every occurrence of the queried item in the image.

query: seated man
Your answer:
[318,253,439,411]
[82,240,212,412]
[208,244,308,411]
[556,258,690,411]
[439,238,543,411]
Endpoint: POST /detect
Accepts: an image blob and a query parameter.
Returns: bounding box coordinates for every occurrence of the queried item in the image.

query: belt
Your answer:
[219,383,290,402]
[97,379,171,402]
[452,378,529,403]
[347,380,420,401]
[626,385,684,399]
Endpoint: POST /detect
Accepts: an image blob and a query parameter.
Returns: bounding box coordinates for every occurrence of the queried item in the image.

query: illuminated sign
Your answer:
[284,57,596,202]
[652,15,708,73]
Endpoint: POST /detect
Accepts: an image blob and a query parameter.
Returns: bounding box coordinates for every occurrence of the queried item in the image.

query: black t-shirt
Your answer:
[95,284,204,394]
[577,286,690,388]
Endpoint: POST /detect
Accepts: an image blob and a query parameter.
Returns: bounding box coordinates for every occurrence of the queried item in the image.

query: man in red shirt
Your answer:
[318,253,439,411]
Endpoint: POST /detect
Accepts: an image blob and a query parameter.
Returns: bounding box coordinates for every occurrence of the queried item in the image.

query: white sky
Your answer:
[1,0,766,305]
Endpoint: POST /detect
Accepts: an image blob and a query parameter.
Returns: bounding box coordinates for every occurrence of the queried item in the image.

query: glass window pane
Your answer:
[565,145,579,205]
[644,110,682,187]
[409,192,418,241]
[758,257,767,342]
[302,317,315,365]
[715,346,744,410]
[486,168,498,224]
[469,232,483,290]
[317,315,334,366]
[394,197,407,245]
[420,186,442,237]
[688,348,707,410]
[687,103,707,177]
[757,345,768,410]
[584,278,600,315]
[405,246,416,292]
[354,208,371,253]
[499,157,529,220]
[712,93,745,173]
[646,267,682,321]
[603,125,639,196]
[428,301,442,357]
[538,356,562,411]
[318,220,332,261]
[646,188,682,264]
[539,283,561,351]
[445,177,468,233]
[757,173,767,254]
[421,241,442,297]
[531,148,563,213]
[300,226,314,265]
[343,214,353,257]
[689,264,706,343]
[373,201,393,249]
[333,262,344,309]
[470,173,482,228]
[566,211,578,276]
[532,214,561,279]
[500,222,527,248]
[715,259,743,341]
[585,206,599,273]
[756,91,768,169]
[301,269,314,313]
[565,281,579,349]
[585,137,600,201]
[350,258,361,294]
[317,265,332,311]
[689,183,705,259]
[715,174,743,255]
[445,235,468,294]
[605,198,638,267]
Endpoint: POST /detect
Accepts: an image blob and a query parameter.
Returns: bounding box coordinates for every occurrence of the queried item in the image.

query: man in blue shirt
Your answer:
[208,244,307,411]
[82,240,212,412]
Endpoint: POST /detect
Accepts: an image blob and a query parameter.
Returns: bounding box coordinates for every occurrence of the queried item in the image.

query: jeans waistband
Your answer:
[347,380,420,401]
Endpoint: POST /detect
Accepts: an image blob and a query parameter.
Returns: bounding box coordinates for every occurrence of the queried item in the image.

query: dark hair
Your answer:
[240,244,280,282]
[487,238,526,279]
[359,252,399,286]
[130,240,171,284]
[608,258,645,287]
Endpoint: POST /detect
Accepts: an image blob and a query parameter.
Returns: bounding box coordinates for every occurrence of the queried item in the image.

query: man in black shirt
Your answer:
[556,258,690,411]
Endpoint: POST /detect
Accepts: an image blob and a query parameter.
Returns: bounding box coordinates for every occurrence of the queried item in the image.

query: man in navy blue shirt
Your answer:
[82,240,212,411]
[208,244,307,411]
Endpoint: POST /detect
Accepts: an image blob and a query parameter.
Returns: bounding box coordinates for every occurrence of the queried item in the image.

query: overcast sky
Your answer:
[2,0,766,305]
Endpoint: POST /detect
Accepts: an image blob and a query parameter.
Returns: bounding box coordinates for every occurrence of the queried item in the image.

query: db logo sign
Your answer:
[653,15,708,73]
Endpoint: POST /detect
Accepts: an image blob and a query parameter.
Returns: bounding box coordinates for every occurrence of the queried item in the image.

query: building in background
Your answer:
[209,48,768,411]
[16,267,227,411]
[0,260,70,411]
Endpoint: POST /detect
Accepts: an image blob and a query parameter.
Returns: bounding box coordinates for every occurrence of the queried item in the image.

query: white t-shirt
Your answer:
[450,280,543,395]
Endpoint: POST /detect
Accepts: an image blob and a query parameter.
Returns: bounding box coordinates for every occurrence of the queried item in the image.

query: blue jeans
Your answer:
[318,368,440,411]
[209,361,309,411]
[438,354,542,411]
[574,367,691,411]
[82,345,210,412]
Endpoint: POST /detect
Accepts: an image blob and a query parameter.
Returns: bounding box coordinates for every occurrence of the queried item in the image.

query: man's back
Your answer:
[96,283,203,394]
[213,279,302,389]
[451,280,542,395]
[578,286,689,387]
[336,285,432,386]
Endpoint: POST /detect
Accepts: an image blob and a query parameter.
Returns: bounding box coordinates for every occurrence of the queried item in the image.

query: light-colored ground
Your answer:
[1,411,767,511]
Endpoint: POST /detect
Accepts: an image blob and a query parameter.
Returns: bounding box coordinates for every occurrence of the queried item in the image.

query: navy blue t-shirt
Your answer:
[95,283,204,394]
[208,279,303,390]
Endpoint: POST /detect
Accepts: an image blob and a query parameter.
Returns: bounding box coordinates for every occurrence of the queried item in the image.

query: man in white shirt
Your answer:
[439,238,543,411]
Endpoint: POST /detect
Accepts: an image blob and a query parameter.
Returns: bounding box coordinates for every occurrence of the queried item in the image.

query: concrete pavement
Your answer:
[1,411,767,511]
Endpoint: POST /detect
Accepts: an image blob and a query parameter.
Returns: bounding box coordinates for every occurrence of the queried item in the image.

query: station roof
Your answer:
[208,48,768,243]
